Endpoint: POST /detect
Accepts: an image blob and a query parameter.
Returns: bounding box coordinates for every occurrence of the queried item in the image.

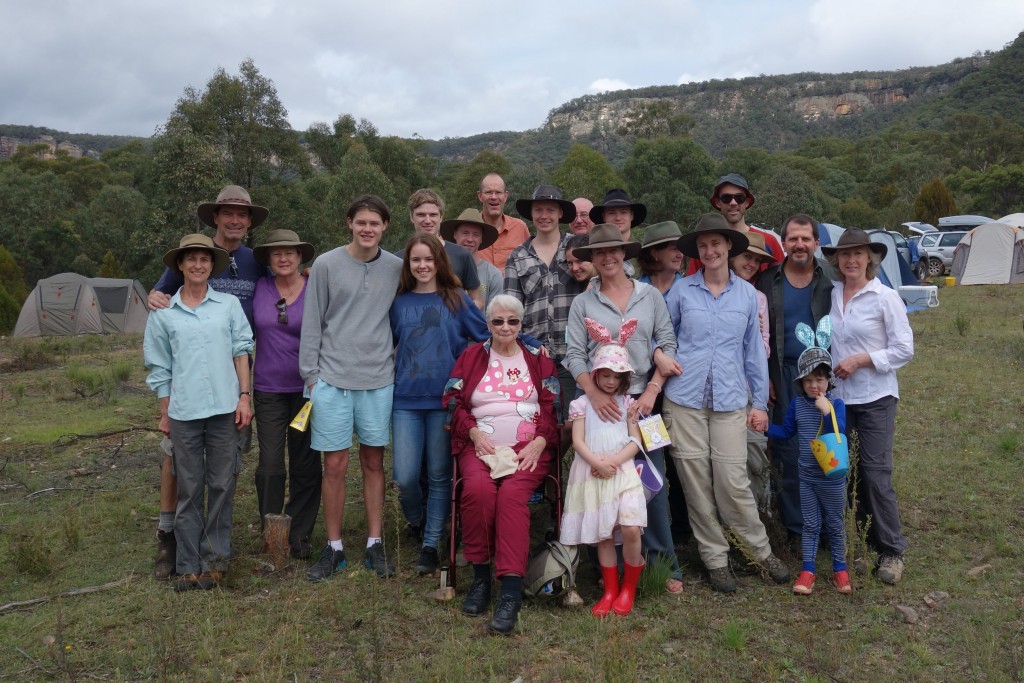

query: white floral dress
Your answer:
[559,395,647,545]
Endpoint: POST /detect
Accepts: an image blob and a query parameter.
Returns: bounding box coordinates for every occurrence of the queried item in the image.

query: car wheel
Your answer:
[928,257,944,277]
[915,259,929,280]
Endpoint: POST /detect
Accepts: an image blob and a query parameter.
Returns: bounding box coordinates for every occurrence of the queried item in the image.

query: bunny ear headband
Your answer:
[794,316,834,383]
[795,315,831,352]
[584,317,638,346]
[585,317,638,377]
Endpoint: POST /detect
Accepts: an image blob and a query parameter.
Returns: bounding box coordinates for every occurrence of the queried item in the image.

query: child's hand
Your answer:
[815,395,831,415]
[591,460,617,479]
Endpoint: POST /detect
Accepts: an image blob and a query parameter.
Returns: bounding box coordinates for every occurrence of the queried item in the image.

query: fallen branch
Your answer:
[25,487,76,500]
[55,427,151,447]
[0,576,140,615]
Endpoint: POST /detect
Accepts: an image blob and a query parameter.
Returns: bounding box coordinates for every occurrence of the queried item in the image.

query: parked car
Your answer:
[918,231,968,277]
[937,215,990,232]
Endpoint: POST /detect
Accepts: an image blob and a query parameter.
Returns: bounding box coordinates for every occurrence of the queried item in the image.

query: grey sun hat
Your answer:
[162,233,230,276]
[196,185,270,230]
[514,184,577,224]
[252,229,315,266]
[572,223,643,262]
[710,173,755,208]
[640,221,683,250]
[794,346,835,392]
[677,213,750,260]
[439,208,499,250]
[820,227,887,259]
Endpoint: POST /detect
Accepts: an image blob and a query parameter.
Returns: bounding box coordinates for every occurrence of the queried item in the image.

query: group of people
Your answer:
[142,170,914,635]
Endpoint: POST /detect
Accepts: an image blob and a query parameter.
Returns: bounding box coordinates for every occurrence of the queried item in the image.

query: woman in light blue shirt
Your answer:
[662,214,788,593]
[144,234,254,592]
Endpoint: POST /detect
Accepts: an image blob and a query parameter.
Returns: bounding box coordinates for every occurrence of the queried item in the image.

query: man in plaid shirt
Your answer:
[504,184,585,419]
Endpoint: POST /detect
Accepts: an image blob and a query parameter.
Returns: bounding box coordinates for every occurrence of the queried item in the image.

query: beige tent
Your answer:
[950,223,1024,285]
[13,273,149,336]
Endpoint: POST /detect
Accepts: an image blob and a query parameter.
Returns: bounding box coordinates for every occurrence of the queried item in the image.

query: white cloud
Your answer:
[589,78,633,93]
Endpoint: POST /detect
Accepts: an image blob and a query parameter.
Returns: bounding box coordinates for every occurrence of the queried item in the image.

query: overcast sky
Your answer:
[3,1,1022,140]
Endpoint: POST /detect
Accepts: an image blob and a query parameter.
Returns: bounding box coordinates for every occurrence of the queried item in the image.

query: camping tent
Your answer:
[13,273,149,336]
[998,213,1024,228]
[950,222,1024,285]
[868,231,919,289]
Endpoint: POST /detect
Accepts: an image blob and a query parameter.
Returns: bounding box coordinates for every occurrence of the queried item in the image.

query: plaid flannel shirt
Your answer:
[503,233,584,361]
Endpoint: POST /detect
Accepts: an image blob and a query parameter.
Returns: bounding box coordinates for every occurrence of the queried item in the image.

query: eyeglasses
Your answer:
[717,193,747,205]
[229,256,239,278]
[275,298,288,325]
[490,318,521,327]
[480,190,506,197]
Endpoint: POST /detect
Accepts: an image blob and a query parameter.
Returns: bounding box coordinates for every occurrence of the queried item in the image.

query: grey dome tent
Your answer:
[14,273,149,337]
[950,222,1024,285]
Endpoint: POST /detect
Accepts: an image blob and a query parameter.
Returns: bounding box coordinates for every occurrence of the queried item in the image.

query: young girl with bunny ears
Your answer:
[560,318,648,617]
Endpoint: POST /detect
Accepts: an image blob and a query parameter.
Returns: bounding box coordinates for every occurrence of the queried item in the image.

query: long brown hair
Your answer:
[398,234,465,312]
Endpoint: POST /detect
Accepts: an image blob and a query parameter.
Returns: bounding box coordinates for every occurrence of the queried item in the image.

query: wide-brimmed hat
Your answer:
[196,185,270,230]
[820,227,887,259]
[710,173,756,208]
[253,229,315,266]
[514,184,577,224]
[741,230,774,262]
[589,188,647,226]
[439,208,499,249]
[162,233,230,275]
[794,346,835,392]
[677,213,750,259]
[573,223,643,261]
[641,221,683,250]
[585,317,638,380]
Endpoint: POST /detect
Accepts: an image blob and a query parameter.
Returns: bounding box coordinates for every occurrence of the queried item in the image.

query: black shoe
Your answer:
[487,592,523,635]
[363,541,396,578]
[413,546,439,575]
[173,572,202,592]
[708,566,737,593]
[307,544,346,582]
[154,530,176,581]
[290,540,312,560]
[404,523,423,542]
[461,576,491,616]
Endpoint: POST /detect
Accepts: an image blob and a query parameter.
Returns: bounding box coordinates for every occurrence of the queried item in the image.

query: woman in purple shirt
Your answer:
[251,229,320,560]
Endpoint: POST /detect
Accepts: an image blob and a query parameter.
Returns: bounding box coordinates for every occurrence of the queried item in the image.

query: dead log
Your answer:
[262,513,291,570]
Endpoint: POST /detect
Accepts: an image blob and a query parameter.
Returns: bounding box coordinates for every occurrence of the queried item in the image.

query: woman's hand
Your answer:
[834,353,871,380]
[158,412,170,436]
[653,348,682,377]
[469,427,496,456]
[747,408,768,432]
[631,388,656,420]
[516,437,547,472]
[587,389,622,423]
[236,396,253,430]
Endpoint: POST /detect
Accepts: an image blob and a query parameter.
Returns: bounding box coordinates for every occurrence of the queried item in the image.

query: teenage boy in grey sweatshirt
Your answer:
[300,195,403,581]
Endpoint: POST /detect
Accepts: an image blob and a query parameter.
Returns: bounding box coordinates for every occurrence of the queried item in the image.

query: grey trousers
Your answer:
[846,396,907,557]
[170,413,241,574]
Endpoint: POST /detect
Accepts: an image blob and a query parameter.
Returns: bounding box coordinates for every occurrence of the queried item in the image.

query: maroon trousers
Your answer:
[457,443,552,577]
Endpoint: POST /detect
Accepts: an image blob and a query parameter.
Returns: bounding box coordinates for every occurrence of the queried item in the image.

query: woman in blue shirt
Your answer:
[144,234,254,592]
[662,214,789,593]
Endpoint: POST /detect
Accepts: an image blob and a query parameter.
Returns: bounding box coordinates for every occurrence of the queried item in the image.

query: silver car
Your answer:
[918,231,968,277]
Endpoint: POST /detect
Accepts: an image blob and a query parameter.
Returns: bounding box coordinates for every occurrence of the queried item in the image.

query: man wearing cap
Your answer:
[686,174,785,275]
[405,189,483,309]
[569,197,595,235]
[477,173,531,271]
[757,214,836,545]
[505,184,584,416]
[443,208,503,309]
[146,184,269,581]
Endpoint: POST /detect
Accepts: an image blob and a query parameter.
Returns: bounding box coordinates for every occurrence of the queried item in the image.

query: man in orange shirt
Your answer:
[477,173,530,271]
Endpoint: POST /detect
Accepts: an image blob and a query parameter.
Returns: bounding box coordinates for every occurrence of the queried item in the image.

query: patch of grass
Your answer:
[952,308,971,336]
[721,619,747,651]
[11,530,57,577]
[996,430,1020,455]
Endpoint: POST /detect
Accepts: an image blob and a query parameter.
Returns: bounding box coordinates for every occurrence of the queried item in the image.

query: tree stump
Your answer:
[262,513,291,570]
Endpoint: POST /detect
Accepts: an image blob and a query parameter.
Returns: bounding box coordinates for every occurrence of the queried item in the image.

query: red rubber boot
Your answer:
[611,561,644,616]
[592,566,620,618]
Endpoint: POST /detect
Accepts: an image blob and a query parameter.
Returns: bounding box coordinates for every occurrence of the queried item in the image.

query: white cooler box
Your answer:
[898,285,939,308]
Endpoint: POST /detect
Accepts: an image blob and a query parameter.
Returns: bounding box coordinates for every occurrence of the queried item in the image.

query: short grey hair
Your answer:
[486,294,524,319]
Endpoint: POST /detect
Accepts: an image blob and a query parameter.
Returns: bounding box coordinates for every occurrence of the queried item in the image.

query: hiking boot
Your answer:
[876,554,904,585]
[404,523,423,542]
[173,573,203,592]
[834,570,852,594]
[196,571,222,590]
[762,554,791,584]
[307,544,346,582]
[363,541,396,578]
[461,576,491,617]
[487,592,523,635]
[793,570,815,595]
[153,530,176,581]
[708,566,737,593]
[413,546,439,575]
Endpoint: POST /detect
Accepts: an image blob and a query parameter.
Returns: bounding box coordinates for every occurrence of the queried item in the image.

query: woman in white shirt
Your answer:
[823,228,913,585]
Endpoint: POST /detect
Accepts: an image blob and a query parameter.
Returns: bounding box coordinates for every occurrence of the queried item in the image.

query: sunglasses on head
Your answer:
[229,255,239,278]
[490,318,521,327]
[275,298,287,324]
[717,193,748,205]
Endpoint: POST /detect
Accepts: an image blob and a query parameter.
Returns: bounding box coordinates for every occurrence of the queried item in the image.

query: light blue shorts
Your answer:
[309,379,393,452]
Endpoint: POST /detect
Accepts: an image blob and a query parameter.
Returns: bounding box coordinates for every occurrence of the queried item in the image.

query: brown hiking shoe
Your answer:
[876,555,904,585]
[708,566,737,593]
[153,530,176,581]
[761,554,791,584]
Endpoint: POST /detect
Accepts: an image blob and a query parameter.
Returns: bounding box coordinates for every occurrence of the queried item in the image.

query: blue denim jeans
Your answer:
[641,446,683,580]
[391,408,451,549]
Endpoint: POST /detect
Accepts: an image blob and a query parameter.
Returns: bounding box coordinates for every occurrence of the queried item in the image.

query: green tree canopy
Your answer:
[621,136,717,227]
[913,178,958,225]
[550,144,624,202]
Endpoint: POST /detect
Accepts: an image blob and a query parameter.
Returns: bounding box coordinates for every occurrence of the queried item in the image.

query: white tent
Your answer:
[950,222,1024,285]
[14,274,150,336]
[998,213,1024,228]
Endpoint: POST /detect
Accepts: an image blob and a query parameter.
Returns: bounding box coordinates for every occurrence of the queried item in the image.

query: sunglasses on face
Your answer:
[717,193,747,205]
[490,318,521,327]
[275,298,288,324]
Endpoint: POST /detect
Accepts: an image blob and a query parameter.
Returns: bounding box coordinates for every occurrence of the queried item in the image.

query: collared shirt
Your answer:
[144,287,253,421]
[480,215,530,272]
[663,270,768,412]
[830,277,914,405]
[504,233,584,361]
[154,243,266,326]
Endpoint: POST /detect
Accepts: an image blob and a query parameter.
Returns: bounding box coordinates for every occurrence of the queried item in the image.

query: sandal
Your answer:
[664,577,684,594]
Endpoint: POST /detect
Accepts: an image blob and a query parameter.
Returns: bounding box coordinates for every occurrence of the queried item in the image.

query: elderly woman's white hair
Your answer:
[485,294,524,319]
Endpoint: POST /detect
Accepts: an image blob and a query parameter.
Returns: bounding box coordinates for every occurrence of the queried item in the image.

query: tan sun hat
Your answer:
[196,185,270,230]
[572,223,643,261]
[253,229,315,266]
[162,233,230,276]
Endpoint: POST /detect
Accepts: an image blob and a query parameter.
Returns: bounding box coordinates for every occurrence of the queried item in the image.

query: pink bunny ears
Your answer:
[584,317,638,345]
